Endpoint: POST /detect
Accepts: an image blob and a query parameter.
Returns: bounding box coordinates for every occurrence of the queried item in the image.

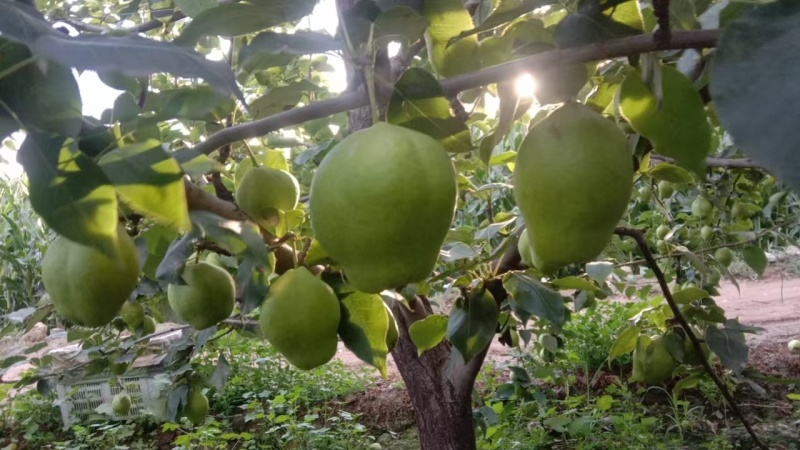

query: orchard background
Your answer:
[1,0,800,449]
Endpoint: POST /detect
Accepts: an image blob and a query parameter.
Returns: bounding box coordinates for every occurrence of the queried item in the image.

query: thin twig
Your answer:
[614,226,768,450]
[653,0,672,46]
[190,30,720,156]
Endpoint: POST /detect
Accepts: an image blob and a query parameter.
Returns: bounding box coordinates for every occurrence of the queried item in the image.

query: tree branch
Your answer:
[184,179,247,221]
[61,10,186,34]
[614,226,768,450]
[190,29,720,156]
[650,154,764,170]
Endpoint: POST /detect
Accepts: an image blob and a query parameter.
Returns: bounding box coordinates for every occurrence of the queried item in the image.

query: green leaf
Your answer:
[374,6,428,46]
[423,0,481,78]
[29,33,244,102]
[0,39,82,137]
[249,80,322,120]
[672,287,709,305]
[502,272,566,330]
[550,276,599,293]
[620,65,711,177]
[172,148,226,177]
[554,1,642,48]
[648,163,694,184]
[173,0,218,18]
[409,314,448,357]
[209,352,231,391]
[0,355,25,369]
[99,140,191,232]
[238,31,340,74]
[741,246,768,277]
[387,68,471,152]
[609,325,640,362]
[338,293,392,378]
[177,0,318,45]
[449,0,555,44]
[710,0,800,194]
[145,86,233,122]
[18,132,119,257]
[705,325,748,375]
[673,373,704,398]
[0,1,54,44]
[447,288,498,363]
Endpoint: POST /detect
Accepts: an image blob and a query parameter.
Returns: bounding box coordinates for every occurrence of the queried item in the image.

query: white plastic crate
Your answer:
[55,373,159,426]
[50,328,184,426]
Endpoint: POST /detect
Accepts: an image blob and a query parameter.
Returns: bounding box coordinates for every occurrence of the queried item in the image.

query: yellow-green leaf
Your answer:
[19,132,119,257]
[338,293,392,378]
[423,0,480,78]
[620,65,711,177]
[99,140,191,232]
[409,314,448,357]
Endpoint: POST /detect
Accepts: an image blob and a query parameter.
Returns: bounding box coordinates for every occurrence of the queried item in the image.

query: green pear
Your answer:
[112,393,131,415]
[259,267,341,370]
[42,225,140,327]
[184,388,208,426]
[235,167,299,226]
[513,102,633,273]
[168,262,235,330]
[309,122,457,293]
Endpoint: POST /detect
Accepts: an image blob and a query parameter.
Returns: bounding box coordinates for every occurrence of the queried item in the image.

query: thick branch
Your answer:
[650,154,764,170]
[614,226,767,450]
[191,29,720,156]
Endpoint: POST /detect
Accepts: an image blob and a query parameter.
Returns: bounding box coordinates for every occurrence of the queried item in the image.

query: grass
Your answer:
[2,301,798,450]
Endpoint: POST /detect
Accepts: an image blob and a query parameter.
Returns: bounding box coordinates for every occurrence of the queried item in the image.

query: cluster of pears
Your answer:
[42,224,141,327]
[309,122,458,293]
[514,102,634,273]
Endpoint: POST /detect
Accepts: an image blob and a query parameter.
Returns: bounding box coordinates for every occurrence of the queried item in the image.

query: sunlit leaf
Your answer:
[338,292,391,378]
[609,325,640,362]
[620,65,711,177]
[18,132,119,257]
[99,141,191,232]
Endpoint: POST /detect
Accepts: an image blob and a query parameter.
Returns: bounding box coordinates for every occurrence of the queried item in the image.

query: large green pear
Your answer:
[167,262,235,330]
[513,102,633,273]
[259,267,341,370]
[235,167,300,226]
[631,335,677,385]
[309,122,457,293]
[184,388,208,426]
[42,225,140,327]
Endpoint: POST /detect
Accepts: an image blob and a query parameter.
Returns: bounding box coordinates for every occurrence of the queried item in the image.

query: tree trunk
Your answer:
[390,299,485,450]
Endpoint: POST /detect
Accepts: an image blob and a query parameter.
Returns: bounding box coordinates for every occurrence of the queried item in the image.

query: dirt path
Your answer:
[334,273,800,374]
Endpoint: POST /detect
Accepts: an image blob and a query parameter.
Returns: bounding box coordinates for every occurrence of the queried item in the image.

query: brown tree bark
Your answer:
[390,297,485,450]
